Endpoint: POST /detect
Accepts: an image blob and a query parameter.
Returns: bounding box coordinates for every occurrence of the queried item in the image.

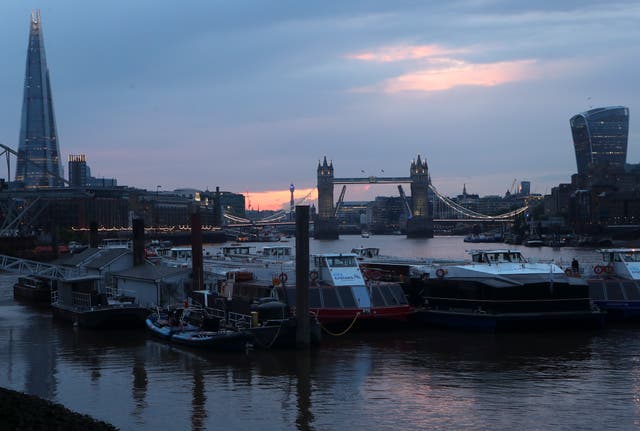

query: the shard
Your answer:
[15,10,64,188]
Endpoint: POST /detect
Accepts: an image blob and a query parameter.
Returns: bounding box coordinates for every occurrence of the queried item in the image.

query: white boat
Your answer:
[407,249,603,331]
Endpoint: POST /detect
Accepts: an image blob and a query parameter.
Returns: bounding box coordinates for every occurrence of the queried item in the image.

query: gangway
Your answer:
[0,254,89,280]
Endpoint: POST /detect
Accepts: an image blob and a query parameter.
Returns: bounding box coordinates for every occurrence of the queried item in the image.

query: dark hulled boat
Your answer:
[405,250,604,331]
[13,276,52,305]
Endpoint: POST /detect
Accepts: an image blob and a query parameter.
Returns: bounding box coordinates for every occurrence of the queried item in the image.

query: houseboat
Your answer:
[406,249,604,331]
[51,275,149,329]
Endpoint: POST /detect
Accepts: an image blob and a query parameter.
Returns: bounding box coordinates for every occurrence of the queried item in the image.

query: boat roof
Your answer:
[314,253,358,258]
[598,248,640,253]
[468,249,524,255]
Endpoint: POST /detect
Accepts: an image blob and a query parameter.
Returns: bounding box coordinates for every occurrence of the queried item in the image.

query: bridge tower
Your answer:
[407,155,434,238]
[314,156,339,239]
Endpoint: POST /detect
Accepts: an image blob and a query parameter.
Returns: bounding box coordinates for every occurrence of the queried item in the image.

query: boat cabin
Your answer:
[470,250,527,264]
[222,245,254,259]
[260,246,293,259]
[598,249,640,280]
[351,247,380,259]
[313,253,366,287]
[170,247,192,260]
[100,238,132,249]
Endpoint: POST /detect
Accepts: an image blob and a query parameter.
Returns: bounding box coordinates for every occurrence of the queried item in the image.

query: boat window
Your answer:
[623,282,640,300]
[380,285,400,305]
[321,288,341,308]
[371,286,386,306]
[326,256,356,267]
[623,252,640,262]
[336,286,357,307]
[614,253,623,262]
[389,284,409,305]
[472,253,483,263]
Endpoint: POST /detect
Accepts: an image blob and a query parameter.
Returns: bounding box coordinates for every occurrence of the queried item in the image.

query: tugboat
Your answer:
[406,249,604,331]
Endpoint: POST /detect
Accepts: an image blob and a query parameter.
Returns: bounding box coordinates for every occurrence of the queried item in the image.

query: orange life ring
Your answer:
[436,268,446,278]
[309,270,319,281]
[594,265,603,275]
[605,264,614,274]
[371,270,382,281]
[564,268,573,276]
[279,272,288,283]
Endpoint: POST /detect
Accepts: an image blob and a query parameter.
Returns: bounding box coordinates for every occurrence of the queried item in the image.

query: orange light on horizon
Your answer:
[246,188,318,211]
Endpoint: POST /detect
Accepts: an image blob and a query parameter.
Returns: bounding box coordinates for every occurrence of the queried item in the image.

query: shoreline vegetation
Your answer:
[0,387,118,431]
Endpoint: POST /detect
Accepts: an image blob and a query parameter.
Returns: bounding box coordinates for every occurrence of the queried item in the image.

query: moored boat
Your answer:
[146,307,250,351]
[13,275,52,305]
[208,252,414,332]
[51,275,149,329]
[567,248,640,321]
[406,249,604,331]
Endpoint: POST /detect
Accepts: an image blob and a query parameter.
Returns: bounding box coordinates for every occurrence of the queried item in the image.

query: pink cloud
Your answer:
[383,59,538,93]
[346,44,463,62]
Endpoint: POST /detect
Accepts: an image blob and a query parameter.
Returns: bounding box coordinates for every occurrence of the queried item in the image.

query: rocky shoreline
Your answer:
[0,387,118,431]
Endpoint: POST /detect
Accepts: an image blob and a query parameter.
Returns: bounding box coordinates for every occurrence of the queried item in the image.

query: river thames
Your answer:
[1,236,639,430]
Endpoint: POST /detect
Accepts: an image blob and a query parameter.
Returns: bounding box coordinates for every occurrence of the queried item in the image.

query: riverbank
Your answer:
[0,387,117,431]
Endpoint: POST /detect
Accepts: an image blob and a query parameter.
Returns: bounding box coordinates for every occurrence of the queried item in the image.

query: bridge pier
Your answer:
[406,216,434,238]
[313,217,339,240]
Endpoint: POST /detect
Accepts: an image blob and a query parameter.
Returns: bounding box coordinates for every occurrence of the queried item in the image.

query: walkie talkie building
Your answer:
[570,106,629,175]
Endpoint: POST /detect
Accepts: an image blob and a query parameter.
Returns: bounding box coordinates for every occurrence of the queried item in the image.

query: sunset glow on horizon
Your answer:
[246,187,318,211]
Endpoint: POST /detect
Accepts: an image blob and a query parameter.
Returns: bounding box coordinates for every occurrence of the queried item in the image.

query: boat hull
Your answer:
[587,278,640,321]
[410,308,605,331]
[146,318,250,351]
[13,285,51,305]
[52,304,149,329]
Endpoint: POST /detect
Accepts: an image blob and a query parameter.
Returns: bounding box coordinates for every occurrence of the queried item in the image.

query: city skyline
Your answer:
[1,2,639,210]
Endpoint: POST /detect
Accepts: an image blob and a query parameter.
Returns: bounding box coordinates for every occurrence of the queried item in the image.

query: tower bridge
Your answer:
[314,155,529,239]
[316,155,432,239]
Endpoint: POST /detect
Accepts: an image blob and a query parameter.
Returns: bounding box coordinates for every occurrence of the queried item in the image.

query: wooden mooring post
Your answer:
[295,205,310,348]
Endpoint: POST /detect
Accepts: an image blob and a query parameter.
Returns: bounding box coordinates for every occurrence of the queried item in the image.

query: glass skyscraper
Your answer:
[570,106,629,174]
[15,10,64,188]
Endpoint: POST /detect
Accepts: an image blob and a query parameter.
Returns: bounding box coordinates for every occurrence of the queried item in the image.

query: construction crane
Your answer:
[509,178,517,195]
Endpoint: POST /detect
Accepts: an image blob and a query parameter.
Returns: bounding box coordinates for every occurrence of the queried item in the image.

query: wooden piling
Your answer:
[295,205,310,348]
[132,218,145,266]
[191,211,204,292]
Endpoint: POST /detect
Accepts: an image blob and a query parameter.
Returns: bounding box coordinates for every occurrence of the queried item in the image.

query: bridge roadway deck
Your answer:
[332,176,412,184]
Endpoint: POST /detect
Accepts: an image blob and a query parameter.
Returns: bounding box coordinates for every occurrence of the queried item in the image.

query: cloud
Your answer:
[248,188,318,211]
[383,58,538,93]
[346,44,465,62]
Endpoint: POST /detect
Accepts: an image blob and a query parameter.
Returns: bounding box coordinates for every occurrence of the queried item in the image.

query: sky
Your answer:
[1,1,639,210]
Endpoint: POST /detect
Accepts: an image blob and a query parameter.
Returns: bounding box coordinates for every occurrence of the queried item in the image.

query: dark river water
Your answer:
[1,236,639,431]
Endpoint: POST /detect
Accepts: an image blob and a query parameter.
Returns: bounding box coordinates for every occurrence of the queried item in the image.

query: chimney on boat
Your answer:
[89,221,99,248]
[132,218,145,266]
[191,210,204,292]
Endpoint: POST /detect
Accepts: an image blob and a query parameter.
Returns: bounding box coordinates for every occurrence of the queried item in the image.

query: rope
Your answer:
[320,312,361,337]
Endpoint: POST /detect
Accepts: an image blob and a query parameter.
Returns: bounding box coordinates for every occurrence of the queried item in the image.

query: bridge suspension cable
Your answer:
[429,183,528,220]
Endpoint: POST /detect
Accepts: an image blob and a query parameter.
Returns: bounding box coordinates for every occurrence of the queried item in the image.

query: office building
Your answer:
[570,106,629,174]
[15,10,64,188]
